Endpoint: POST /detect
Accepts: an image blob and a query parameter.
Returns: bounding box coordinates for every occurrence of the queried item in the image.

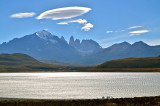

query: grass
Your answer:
[82,57,160,72]
[97,57,160,68]
[0,96,159,106]
[1,53,160,72]
[83,68,160,72]
[0,53,66,72]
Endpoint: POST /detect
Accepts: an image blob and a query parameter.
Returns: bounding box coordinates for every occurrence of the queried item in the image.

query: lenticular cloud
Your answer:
[11,12,35,18]
[36,7,91,20]
[57,19,94,31]
[57,19,87,25]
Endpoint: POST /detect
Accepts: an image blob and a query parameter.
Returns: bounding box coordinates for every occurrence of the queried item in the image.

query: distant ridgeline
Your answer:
[83,57,160,72]
[97,57,160,68]
[0,53,66,72]
[0,30,160,64]
[1,53,160,72]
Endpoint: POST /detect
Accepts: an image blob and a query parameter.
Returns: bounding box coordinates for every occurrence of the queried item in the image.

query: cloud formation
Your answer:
[128,26,143,29]
[58,19,93,31]
[81,23,93,31]
[36,7,91,20]
[57,19,87,25]
[147,39,160,46]
[105,25,148,36]
[106,29,125,34]
[11,12,35,18]
[129,30,150,36]
[106,31,113,33]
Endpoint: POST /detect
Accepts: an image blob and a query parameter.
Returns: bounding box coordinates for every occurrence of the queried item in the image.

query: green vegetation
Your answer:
[98,57,160,68]
[0,96,159,106]
[1,53,160,72]
[84,57,160,72]
[0,53,66,72]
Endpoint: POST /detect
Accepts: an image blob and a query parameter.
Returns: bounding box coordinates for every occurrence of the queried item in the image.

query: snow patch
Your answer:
[36,30,58,44]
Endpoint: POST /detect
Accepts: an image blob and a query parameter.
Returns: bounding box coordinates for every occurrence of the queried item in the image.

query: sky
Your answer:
[1,0,160,47]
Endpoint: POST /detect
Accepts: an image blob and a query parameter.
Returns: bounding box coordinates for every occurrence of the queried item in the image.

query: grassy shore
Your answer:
[0,96,160,106]
[82,68,160,72]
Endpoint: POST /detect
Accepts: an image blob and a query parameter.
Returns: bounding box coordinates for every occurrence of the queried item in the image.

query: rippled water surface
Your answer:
[0,72,160,99]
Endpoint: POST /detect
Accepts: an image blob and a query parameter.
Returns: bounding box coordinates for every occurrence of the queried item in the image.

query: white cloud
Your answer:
[106,26,143,34]
[129,34,141,36]
[106,29,125,34]
[129,30,149,34]
[129,30,150,36]
[147,40,160,46]
[81,23,93,31]
[58,19,93,31]
[36,7,91,20]
[57,19,87,25]
[128,26,143,29]
[106,31,113,33]
[10,12,35,18]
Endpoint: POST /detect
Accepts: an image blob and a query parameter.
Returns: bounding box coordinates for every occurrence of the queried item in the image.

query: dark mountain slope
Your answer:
[0,30,160,65]
[97,57,160,68]
[0,53,65,72]
[77,41,160,64]
[83,56,160,72]
[69,36,102,55]
[0,30,80,62]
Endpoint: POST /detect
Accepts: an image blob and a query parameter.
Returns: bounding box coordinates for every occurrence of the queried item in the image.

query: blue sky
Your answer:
[1,0,160,47]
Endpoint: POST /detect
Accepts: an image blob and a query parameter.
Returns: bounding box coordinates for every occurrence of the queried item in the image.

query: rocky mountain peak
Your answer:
[75,39,80,44]
[60,36,67,43]
[69,36,75,46]
[120,41,131,46]
[0,30,160,64]
[74,39,81,49]
[132,41,149,47]
[35,30,53,40]
[81,39,101,51]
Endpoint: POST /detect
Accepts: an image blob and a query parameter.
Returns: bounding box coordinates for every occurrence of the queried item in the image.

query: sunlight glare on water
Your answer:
[0,72,160,99]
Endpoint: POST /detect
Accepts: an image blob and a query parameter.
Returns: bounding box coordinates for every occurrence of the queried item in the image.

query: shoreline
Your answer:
[0,96,160,106]
[0,95,159,100]
[0,70,160,73]
[1,67,160,73]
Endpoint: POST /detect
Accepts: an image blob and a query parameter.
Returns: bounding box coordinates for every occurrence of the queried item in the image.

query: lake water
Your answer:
[0,72,160,99]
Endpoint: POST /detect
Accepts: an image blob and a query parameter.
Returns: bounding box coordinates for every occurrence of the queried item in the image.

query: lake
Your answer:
[0,72,160,99]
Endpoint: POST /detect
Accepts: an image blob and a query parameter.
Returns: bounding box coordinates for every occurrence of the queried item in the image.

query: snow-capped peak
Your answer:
[36,30,57,44]
[36,30,53,40]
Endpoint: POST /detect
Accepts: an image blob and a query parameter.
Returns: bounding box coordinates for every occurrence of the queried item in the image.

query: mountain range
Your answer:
[0,30,160,64]
[79,41,160,64]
